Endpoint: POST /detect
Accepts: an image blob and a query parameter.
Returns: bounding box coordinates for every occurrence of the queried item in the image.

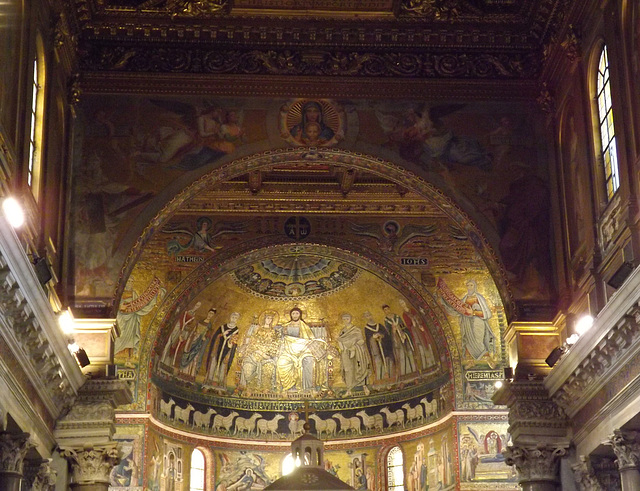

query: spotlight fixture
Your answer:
[2,197,25,228]
[58,309,75,335]
[503,366,514,380]
[74,348,90,368]
[545,346,566,368]
[575,315,594,336]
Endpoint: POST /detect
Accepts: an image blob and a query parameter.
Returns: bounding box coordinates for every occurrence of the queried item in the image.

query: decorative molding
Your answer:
[548,302,640,417]
[0,217,84,422]
[400,0,466,20]
[0,432,35,475]
[503,443,568,483]
[537,82,555,114]
[606,430,640,471]
[79,72,540,100]
[55,378,132,447]
[561,24,581,64]
[80,46,541,79]
[546,265,640,418]
[60,443,121,484]
[493,379,568,443]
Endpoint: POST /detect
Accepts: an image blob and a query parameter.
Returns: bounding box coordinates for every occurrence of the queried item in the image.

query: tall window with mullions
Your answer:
[596,45,620,200]
[387,446,404,491]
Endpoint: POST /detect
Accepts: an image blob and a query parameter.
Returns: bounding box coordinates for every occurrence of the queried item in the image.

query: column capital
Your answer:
[0,431,35,475]
[572,455,603,491]
[60,443,120,484]
[607,430,640,470]
[23,459,57,491]
[504,443,568,484]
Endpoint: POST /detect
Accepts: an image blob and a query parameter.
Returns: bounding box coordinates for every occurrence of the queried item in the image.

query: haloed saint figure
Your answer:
[280,99,345,147]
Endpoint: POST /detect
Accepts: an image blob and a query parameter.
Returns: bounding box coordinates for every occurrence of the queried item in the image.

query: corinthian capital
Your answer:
[0,432,35,475]
[60,443,120,484]
[607,429,640,470]
[504,443,568,483]
[572,455,602,491]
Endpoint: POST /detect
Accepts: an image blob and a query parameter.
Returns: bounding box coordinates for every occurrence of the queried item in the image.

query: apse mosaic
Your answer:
[151,251,447,404]
[73,95,551,304]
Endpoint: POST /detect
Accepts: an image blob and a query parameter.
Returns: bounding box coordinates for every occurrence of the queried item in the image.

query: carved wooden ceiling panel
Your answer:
[68,0,572,80]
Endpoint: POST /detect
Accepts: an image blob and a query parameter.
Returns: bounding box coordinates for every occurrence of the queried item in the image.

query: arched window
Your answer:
[27,34,45,201]
[596,45,620,200]
[190,448,205,491]
[387,446,404,491]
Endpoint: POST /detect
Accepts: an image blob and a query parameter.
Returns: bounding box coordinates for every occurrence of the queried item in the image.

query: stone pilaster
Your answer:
[0,432,36,491]
[572,455,603,491]
[23,459,57,491]
[607,430,640,491]
[503,443,568,491]
[60,443,120,489]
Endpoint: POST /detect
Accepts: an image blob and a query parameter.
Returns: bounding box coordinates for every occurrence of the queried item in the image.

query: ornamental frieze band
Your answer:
[81,46,540,79]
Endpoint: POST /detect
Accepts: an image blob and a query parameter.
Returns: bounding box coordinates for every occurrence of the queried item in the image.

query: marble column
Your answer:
[607,429,640,491]
[504,443,567,491]
[60,443,120,491]
[572,455,603,491]
[0,432,35,491]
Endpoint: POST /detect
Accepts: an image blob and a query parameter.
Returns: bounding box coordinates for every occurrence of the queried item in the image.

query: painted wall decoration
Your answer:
[73,95,550,306]
[457,420,517,490]
[143,414,515,490]
[279,99,345,147]
[110,427,144,490]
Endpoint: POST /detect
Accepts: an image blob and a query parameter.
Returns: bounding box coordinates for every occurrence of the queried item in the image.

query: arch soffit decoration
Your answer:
[117,148,513,315]
[117,148,511,415]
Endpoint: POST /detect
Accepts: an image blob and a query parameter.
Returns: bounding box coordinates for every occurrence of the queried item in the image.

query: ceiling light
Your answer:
[494,380,503,389]
[2,197,24,228]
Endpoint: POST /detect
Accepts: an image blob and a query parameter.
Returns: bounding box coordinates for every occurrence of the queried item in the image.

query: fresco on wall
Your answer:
[110,428,144,490]
[0,0,22,146]
[457,420,517,490]
[560,94,592,287]
[73,95,550,305]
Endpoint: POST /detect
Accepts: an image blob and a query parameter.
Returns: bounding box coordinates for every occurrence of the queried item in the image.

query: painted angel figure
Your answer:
[375,103,492,169]
[350,220,437,253]
[135,99,245,171]
[162,217,247,256]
